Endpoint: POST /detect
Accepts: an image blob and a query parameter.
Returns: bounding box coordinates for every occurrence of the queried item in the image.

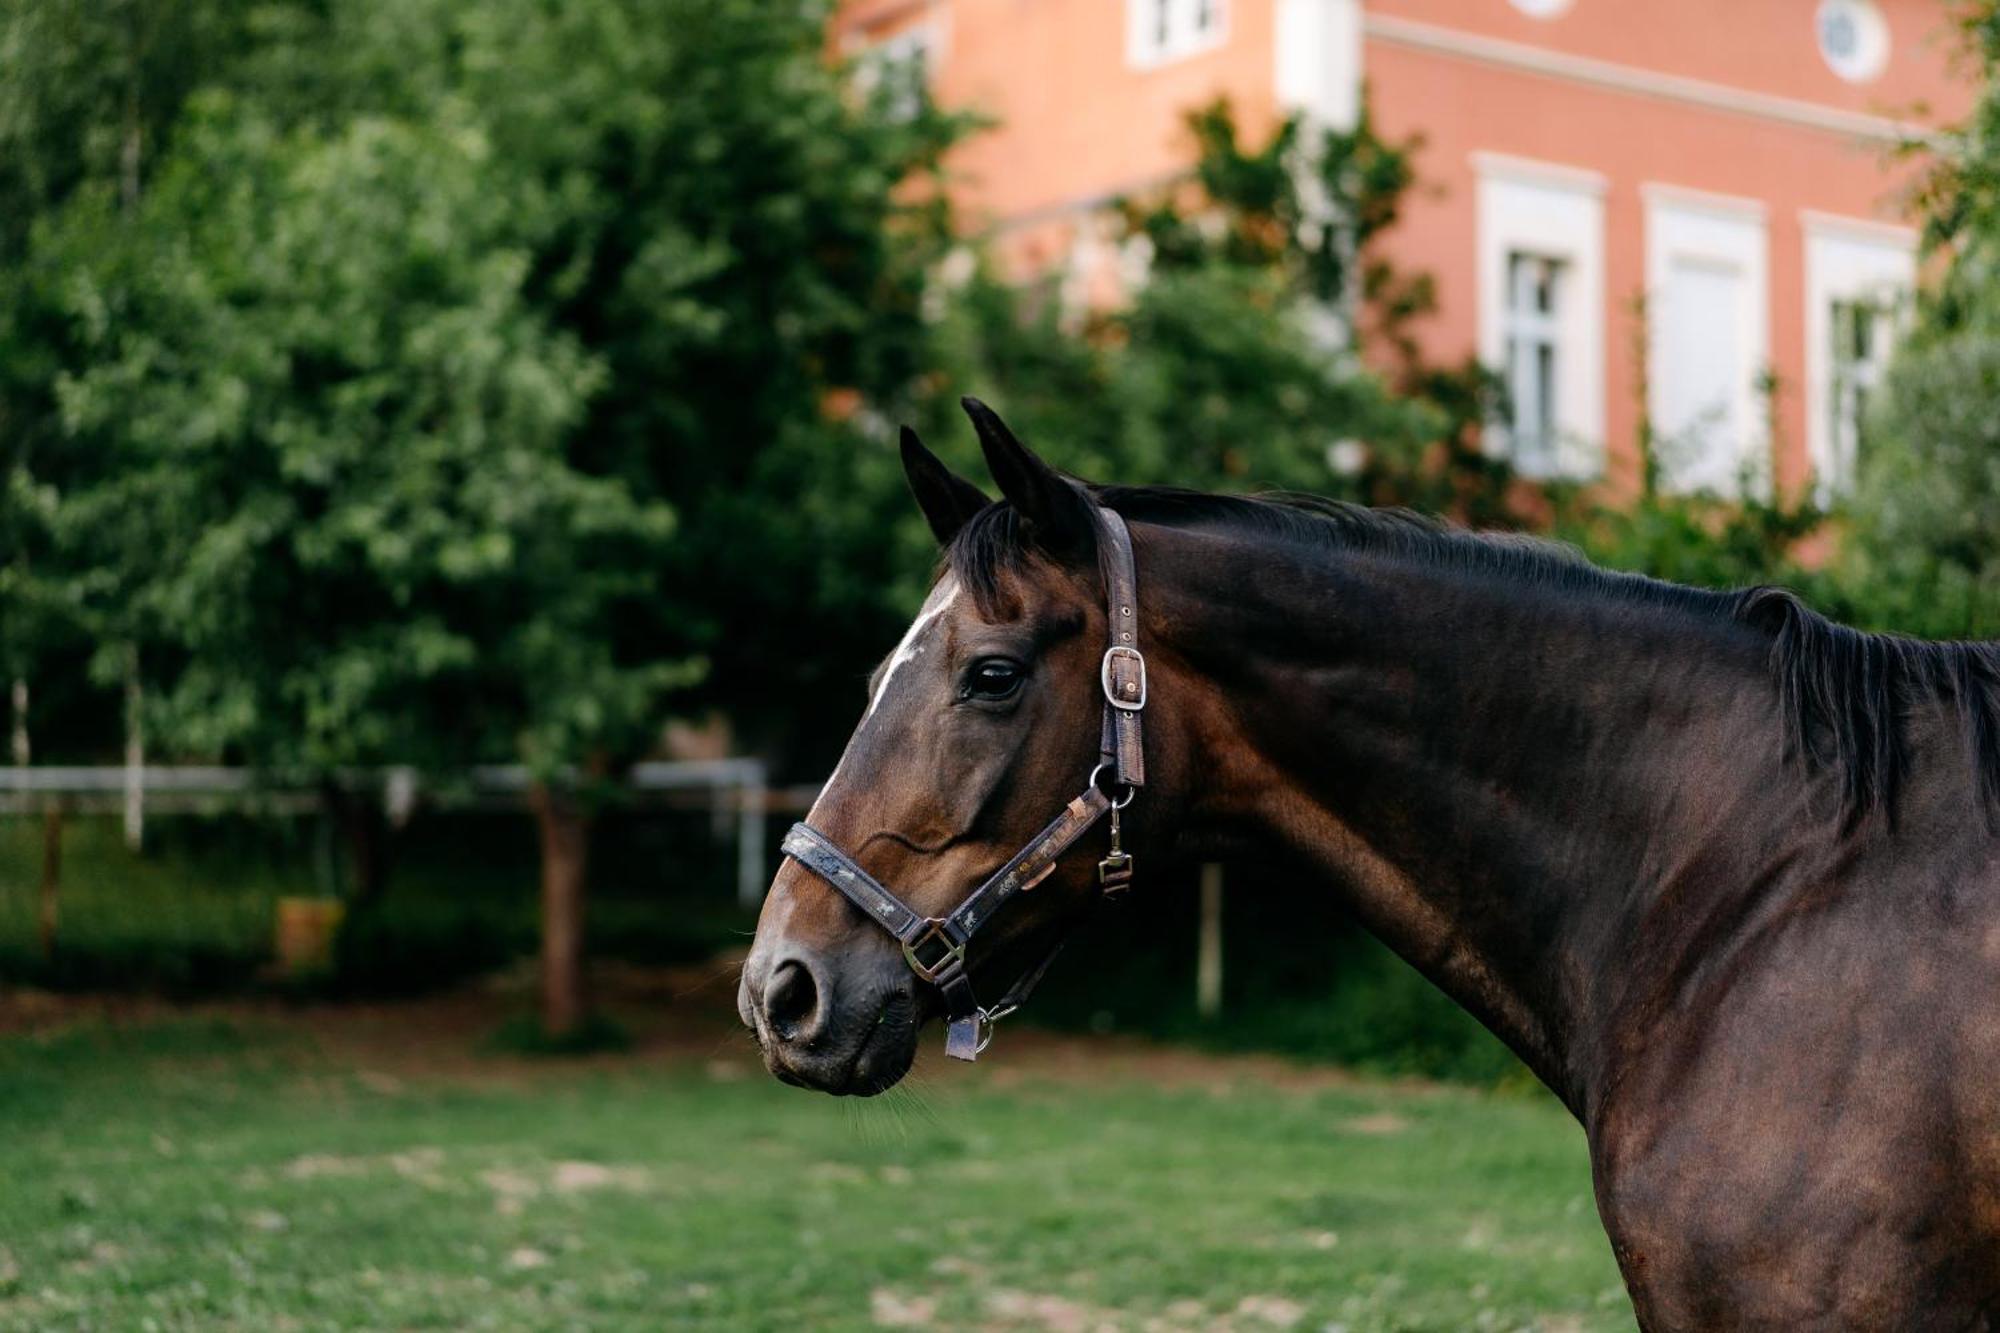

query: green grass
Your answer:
[0,1013,1634,1331]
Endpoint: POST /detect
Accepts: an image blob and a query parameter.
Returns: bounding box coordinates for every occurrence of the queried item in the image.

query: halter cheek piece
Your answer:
[780,506,1147,1062]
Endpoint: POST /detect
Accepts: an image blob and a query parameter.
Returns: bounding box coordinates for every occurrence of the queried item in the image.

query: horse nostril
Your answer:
[763,958,820,1042]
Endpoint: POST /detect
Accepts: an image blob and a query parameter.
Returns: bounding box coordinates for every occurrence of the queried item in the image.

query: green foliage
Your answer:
[0,1,263,255]
[0,810,752,996]
[421,0,972,769]
[0,0,974,778]
[1830,1,2000,640]
[1901,2,2000,341]
[1554,487,1826,597]
[1033,881,1523,1083]
[1845,333,2000,637]
[0,1,265,750]
[25,95,687,772]
[1126,100,1413,309]
[0,815,288,993]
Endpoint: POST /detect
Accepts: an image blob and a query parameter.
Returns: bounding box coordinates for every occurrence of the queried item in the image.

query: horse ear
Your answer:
[960,397,1097,560]
[900,426,990,546]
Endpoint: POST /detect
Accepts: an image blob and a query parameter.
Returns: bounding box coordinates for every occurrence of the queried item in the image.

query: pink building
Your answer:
[835,0,1972,500]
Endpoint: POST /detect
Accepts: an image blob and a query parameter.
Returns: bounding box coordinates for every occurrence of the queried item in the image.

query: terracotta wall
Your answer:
[1372,0,1966,117]
[839,0,1284,272]
[836,0,1975,497]
[1364,0,1968,495]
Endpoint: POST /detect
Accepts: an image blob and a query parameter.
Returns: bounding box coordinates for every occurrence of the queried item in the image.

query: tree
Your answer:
[0,0,268,776]
[1841,1,2000,640]
[246,0,970,771]
[3,0,971,1034]
[18,85,687,1036]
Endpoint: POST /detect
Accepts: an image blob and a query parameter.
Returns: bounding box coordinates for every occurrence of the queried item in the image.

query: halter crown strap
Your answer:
[1098,508,1146,790]
[779,503,1146,1061]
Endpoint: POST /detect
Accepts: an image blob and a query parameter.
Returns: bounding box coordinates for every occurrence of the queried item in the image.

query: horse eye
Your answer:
[963,658,1025,702]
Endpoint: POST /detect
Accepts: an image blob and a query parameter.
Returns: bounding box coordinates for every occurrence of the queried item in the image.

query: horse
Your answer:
[739,398,2000,1329]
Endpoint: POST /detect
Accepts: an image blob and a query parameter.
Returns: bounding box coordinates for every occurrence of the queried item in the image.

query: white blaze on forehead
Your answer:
[807,579,959,822]
[865,579,959,721]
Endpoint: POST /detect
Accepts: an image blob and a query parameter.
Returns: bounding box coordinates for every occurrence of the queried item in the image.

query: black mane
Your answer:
[946,484,2000,821]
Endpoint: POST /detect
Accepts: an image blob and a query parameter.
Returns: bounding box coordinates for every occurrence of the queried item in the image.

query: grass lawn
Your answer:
[0,978,1634,1332]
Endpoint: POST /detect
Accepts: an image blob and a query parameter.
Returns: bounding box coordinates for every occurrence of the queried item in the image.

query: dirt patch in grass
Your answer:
[0,951,1454,1102]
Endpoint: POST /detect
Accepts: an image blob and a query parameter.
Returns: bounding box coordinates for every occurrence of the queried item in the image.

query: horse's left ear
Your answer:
[961,397,1097,561]
[900,426,991,545]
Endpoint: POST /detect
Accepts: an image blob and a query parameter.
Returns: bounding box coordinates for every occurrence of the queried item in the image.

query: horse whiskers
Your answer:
[668,960,744,1003]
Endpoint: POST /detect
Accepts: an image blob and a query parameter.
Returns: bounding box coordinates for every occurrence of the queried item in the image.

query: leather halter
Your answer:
[781,505,1146,1061]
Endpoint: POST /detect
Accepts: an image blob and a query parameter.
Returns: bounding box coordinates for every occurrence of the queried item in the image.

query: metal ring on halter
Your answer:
[972,1005,1013,1056]
[1088,762,1137,809]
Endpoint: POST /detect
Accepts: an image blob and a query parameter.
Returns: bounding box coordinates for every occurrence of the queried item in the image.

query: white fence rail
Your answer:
[1,760,780,906]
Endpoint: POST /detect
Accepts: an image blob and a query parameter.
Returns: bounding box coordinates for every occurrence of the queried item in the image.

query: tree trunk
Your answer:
[39,802,63,959]
[322,782,391,905]
[530,783,593,1040]
[120,18,142,214]
[9,677,27,766]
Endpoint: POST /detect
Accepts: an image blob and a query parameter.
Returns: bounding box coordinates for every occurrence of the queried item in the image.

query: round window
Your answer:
[1816,0,1890,83]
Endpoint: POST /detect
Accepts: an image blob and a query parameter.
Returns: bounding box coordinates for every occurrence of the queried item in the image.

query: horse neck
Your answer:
[1143,524,1801,1112]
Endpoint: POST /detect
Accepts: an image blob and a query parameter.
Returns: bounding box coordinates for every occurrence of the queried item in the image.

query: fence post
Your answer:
[1197,862,1224,1020]
[123,655,144,852]
[737,763,768,909]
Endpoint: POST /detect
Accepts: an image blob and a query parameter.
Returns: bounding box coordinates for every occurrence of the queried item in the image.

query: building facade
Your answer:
[834,0,1970,499]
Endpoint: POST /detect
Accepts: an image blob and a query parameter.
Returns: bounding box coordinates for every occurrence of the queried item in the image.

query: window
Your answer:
[1815,0,1889,84]
[1128,0,1227,68]
[1274,0,1361,129]
[1827,301,1888,488]
[1804,217,1913,497]
[1645,191,1769,496]
[1503,254,1565,476]
[1475,155,1606,479]
[855,23,938,122]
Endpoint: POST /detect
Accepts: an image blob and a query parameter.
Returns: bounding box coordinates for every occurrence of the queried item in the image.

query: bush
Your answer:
[0,807,757,998]
[1029,862,1522,1083]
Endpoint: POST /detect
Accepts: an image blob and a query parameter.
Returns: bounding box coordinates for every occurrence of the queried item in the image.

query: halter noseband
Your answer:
[780,505,1147,1061]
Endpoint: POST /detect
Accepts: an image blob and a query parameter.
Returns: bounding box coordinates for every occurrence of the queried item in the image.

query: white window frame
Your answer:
[1128,0,1229,69]
[1644,186,1771,497]
[1474,153,1606,480]
[1275,0,1361,130]
[1803,212,1914,500]
[852,20,944,121]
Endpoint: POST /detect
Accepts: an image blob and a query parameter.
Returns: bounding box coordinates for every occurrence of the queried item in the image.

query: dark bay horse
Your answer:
[740,399,2000,1329]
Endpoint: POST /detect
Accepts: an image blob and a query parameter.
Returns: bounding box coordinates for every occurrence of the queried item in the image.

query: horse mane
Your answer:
[945,484,2000,821]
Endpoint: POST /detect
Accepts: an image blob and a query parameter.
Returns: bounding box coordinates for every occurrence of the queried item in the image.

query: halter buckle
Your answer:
[901,918,965,984]
[1101,646,1147,711]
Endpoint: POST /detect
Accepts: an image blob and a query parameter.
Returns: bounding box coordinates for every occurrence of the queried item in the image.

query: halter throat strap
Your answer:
[779,505,1146,1061]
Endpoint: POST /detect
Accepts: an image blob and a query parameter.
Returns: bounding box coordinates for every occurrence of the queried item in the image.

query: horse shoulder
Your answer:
[1587,844,2000,1328]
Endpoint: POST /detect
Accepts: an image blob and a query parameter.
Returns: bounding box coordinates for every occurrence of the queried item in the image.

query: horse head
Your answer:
[738,399,1152,1095]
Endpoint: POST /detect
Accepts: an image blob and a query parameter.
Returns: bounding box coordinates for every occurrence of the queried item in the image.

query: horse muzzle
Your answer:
[739,946,920,1096]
